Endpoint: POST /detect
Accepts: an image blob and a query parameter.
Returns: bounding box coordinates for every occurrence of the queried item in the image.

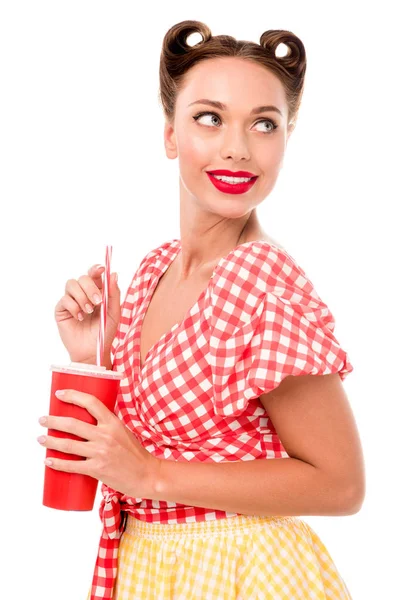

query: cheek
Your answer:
[260,136,286,170]
[178,139,211,184]
[181,134,210,161]
[176,121,213,162]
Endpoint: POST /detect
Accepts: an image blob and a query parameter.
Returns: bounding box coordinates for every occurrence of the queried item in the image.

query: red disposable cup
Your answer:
[42,362,124,511]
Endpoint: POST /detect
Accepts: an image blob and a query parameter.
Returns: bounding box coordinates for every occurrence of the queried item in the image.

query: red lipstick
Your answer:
[207,169,257,177]
[206,170,258,195]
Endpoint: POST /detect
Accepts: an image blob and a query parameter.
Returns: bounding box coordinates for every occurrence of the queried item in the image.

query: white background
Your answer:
[1,1,398,598]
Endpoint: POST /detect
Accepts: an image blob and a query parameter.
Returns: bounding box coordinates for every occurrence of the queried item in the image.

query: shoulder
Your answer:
[213,238,315,300]
[121,238,177,306]
[133,238,178,281]
[209,237,333,335]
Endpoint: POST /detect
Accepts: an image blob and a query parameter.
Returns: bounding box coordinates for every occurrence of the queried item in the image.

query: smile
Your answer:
[206,173,258,195]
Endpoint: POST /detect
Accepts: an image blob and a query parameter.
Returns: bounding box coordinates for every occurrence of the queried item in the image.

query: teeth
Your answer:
[213,175,252,184]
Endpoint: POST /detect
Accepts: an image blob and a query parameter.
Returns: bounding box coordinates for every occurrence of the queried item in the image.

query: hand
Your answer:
[37,389,161,499]
[54,264,121,364]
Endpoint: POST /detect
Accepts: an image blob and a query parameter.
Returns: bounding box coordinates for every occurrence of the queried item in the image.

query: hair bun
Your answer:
[260,30,306,75]
[162,20,211,59]
[159,21,307,128]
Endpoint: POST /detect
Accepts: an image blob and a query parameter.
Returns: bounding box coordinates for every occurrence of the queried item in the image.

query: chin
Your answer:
[204,199,255,219]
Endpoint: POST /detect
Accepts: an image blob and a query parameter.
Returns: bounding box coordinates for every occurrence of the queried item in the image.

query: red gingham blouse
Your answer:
[89,238,354,599]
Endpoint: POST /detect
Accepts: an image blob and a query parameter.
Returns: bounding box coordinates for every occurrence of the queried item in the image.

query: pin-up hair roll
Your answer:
[159,20,307,130]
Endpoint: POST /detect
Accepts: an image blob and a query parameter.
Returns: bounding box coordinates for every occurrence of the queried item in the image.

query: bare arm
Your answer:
[151,455,356,517]
[146,373,365,517]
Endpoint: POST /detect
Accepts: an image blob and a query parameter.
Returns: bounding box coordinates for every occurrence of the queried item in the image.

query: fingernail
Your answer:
[93,294,101,304]
[55,390,65,398]
[39,416,47,424]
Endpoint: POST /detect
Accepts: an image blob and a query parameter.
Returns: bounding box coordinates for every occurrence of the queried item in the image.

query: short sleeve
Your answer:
[208,242,354,418]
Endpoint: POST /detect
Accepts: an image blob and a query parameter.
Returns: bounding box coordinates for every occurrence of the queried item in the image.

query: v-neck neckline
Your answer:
[136,237,269,382]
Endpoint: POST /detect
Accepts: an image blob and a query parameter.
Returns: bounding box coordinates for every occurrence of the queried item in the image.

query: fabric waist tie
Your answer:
[89,490,128,600]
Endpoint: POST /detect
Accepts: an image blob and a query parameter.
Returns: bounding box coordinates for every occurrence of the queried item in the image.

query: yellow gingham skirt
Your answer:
[106,512,352,599]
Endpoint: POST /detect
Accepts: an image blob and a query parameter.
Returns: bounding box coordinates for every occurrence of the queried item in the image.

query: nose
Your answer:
[219,125,251,162]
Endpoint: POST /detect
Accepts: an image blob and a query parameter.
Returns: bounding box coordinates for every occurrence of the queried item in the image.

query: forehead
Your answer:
[177,57,287,114]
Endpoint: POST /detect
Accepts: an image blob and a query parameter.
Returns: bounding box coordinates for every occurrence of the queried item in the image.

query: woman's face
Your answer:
[164,57,292,219]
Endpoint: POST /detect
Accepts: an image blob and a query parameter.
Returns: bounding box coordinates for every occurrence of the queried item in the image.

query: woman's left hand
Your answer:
[37,389,161,499]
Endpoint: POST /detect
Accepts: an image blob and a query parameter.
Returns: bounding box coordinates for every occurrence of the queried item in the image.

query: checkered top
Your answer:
[88,238,354,598]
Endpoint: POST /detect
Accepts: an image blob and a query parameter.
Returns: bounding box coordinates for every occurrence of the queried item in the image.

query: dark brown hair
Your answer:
[159,20,307,132]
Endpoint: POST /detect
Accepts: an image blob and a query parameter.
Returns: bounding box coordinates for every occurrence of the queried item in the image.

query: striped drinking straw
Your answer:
[96,245,113,367]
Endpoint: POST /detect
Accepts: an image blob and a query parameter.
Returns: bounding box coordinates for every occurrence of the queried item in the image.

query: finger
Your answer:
[41,414,96,440]
[64,278,99,315]
[88,264,105,288]
[55,293,86,322]
[55,389,113,423]
[45,456,91,476]
[78,274,104,308]
[40,434,95,458]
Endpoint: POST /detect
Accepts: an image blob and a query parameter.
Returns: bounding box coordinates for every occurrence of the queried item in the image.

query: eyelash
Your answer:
[192,111,279,133]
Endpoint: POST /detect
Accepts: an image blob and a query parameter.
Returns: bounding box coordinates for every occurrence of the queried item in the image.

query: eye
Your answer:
[192,111,278,134]
[193,112,221,127]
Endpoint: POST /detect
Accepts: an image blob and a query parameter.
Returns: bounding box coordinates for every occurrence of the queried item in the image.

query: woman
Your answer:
[39,20,365,599]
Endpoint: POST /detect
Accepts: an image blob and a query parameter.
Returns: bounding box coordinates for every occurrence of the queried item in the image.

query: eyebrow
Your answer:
[187,99,283,117]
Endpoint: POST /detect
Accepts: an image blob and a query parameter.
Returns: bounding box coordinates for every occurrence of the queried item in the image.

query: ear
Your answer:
[287,121,295,140]
[164,120,178,159]
[283,123,294,152]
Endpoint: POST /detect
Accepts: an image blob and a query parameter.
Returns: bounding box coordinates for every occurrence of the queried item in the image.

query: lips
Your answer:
[206,172,258,195]
[207,169,257,178]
